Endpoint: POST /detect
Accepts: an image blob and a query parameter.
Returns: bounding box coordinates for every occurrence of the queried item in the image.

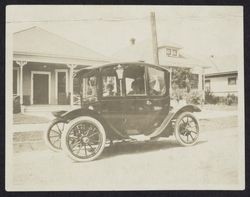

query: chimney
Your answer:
[130,38,136,45]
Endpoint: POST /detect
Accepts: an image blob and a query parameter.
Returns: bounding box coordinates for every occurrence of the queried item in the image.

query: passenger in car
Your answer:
[149,78,161,96]
[103,83,115,97]
[128,78,145,95]
[128,80,139,95]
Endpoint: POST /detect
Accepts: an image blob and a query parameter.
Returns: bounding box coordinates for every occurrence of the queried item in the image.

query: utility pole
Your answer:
[150,12,159,65]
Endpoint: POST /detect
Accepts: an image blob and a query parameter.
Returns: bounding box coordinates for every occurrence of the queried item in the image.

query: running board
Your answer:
[129,135,151,141]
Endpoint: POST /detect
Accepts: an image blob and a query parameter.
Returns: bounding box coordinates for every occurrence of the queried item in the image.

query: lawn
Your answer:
[200,104,237,111]
[200,115,238,132]
[13,113,50,124]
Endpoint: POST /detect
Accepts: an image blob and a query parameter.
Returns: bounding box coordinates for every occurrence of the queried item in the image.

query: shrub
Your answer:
[205,90,218,104]
[13,96,21,114]
[171,88,186,102]
[186,90,202,105]
[171,88,202,105]
[226,94,238,105]
[205,91,238,105]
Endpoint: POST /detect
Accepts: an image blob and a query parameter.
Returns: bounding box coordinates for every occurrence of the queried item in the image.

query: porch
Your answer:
[13,61,83,113]
[23,104,80,114]
[12,26,110,114]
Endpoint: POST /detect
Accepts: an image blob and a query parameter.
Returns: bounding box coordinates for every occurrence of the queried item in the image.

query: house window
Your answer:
[190,74,199,89]
[172,49,177,56]
[73,77,79,94]
[166,48,171,56]
[228,77,237,85]
[58,72,66,94]
[205,80,211,91]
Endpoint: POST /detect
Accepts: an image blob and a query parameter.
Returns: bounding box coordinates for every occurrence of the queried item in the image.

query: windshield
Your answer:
[81,74,97,102]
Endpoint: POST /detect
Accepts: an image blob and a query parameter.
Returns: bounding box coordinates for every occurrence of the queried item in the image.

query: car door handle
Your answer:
[146,100,152,105]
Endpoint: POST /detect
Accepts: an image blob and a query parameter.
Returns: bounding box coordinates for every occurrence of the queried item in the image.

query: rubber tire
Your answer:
[174,112,200,147]
[44,119,66,152]
[61,116,106,162]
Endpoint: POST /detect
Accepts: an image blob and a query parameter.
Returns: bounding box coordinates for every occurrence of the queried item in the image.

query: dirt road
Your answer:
[8,116,244,191]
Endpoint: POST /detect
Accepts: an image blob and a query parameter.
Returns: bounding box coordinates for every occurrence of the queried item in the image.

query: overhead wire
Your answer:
[6,14,242,24]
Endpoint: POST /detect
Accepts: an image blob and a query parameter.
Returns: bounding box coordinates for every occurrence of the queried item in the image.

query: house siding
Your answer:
[205,74,238,96]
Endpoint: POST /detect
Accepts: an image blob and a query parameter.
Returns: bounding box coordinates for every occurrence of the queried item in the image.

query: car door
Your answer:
[122,64,151,135]
[140,65,170,134]
[123,64,170,135]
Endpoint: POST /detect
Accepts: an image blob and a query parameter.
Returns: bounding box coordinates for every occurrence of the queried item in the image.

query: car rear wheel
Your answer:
[61,116,106,162]
[174,112,199,146]
[45,119,66,152]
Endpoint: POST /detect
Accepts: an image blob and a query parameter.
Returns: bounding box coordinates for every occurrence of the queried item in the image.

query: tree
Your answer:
[171,67,192,92]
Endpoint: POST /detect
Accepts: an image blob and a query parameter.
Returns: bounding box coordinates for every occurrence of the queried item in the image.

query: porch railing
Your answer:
[13,94,19,100]
[73,94,81,105]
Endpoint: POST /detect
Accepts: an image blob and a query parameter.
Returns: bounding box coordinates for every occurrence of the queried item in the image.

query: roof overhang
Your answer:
[13,52,110,66]
[158,45,182,50]
[205,71,238,78]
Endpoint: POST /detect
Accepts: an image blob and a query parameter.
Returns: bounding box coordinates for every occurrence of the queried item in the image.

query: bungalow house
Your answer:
[112,39,208,94]
[13,26,110,113]
[204,55,239,97]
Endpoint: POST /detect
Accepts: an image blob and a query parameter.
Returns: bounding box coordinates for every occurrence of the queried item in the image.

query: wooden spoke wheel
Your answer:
[174,112,200,146]
[61,116,106,162]
[45,120,66,152]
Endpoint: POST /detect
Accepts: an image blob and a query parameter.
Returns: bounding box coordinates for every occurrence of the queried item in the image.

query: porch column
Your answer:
[198,68,203,91]
[201,67,205,106]
[15,61,27,108]
[169,67,172,96]
[67,64,77,106]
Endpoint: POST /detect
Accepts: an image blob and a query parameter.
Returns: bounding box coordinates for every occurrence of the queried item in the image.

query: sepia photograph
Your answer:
[5,5,244,190]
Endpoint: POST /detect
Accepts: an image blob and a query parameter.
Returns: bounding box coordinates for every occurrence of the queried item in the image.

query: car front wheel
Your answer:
[61,116,106,162]
[174,112,200,146]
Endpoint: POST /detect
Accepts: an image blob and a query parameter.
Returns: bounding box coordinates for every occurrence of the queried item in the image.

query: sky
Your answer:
[6,5,243,59]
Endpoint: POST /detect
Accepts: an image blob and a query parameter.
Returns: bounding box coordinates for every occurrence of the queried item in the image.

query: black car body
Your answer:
[45,62,201,161]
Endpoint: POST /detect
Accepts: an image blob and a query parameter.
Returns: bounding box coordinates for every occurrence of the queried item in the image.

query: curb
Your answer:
[13,123,49,133]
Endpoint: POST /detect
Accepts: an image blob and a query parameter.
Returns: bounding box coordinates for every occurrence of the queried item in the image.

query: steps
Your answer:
[23,105,80,118]
[23,105,78,113]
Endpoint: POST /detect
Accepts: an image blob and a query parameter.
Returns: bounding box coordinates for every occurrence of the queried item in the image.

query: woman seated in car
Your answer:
[128,79,145,95]
[149,77,161,96]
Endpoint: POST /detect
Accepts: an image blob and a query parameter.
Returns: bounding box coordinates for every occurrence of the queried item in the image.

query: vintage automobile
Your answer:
[45,62,201,162]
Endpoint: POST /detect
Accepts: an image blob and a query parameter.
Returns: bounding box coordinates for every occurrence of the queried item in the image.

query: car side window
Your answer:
[102,67,120,97]
[148,67,166,96]
[124,65,146,96]
[82,75,97,100]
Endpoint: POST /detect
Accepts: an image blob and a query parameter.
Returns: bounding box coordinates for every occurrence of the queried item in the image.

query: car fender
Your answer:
[59,108,99,121]
[171,104,201,120]
[147,104,201,138]
[51,110,68,118]
[55,108,124,139]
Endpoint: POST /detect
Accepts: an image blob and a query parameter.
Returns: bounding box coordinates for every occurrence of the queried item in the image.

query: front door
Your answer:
[33,73,49,104]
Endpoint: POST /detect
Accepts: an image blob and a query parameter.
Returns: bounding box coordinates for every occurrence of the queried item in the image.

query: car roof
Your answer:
[76,62,169,77]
